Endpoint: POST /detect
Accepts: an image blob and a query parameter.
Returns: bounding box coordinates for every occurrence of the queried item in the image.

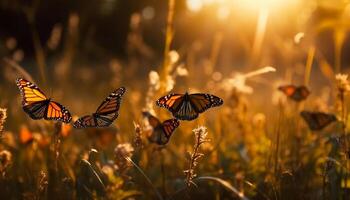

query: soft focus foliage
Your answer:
[1,0,350,199]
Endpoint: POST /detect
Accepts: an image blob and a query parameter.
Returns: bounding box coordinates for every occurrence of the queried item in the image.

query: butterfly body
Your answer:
[16,78,72,123]
[73,87,125,128]
[300,111,337,131]
[156,92,223,121]
[143,111,179,145]
[278,85,310,102]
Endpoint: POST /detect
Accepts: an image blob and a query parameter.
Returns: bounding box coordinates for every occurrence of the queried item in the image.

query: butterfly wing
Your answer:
[156,93,223,121]
[16,78,48,105]
[142,111,161,127]
[142,111,179,145]
[292,86,310,101]
[45,101,72,123]
[189,93,224,113]
[22,101,49,120]
[278,85,296,97]
[74,87,126,128]
[278,85,310,101]
[157,93,198,120]
[149,119,180,145]
[300,111,337,131]
[16,78,72,123]
[73,115,97,129]
[156,93,184,112]
[16,78,49,119]
[160,118,180,143]
[94,87,126,127]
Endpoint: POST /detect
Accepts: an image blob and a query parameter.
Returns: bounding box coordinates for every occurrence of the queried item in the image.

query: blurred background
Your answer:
[1,0,350,130]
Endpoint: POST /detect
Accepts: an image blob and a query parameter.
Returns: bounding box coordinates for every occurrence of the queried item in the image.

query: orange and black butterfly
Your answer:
[300,111,337,131]
[143,111,180,145]
[16,78,72,123]
[73,87,126,128]
[278,85,310,102]
[156,92,223,121]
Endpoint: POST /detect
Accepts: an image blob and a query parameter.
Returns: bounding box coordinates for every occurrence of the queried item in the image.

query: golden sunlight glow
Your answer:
[217,6,230,20]
[236,0,290,10]
[186,0,204,12]
[186,0,296,13]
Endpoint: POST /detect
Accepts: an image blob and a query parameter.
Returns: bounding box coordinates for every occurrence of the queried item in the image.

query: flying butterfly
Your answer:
[300,111,337,131]
[142,111,180,145]
[73,87,126,128]
[16,78,72,123]
[278,85,310,102]
[156,92,223,121]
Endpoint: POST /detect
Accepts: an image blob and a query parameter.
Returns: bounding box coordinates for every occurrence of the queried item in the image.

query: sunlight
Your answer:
[186,0,295,13]
[236,0,291,10]
[186,0,204,12]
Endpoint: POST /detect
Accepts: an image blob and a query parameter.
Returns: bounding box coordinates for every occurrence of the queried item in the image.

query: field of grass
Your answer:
[1,0,350,199]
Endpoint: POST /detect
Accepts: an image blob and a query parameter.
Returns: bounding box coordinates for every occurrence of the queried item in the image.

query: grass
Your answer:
[1,0,350,199]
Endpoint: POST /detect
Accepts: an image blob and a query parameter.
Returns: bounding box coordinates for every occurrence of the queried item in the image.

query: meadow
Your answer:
[1,0,350,199]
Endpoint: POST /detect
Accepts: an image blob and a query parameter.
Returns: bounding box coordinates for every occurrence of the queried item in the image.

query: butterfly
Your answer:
[300,111,337,131]
[278,85,310,102]
[16,78,72,123]
[156,92,223,121]
[142,111,180,145]
[73,87,126,128]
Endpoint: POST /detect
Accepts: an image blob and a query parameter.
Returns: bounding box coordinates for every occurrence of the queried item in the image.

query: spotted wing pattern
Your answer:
[16,78,71,123]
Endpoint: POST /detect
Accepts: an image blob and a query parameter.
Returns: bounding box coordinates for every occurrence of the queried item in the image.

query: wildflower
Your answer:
[222,66,276,94]
[294,32,305,44]
[114,143,134,178]
[133,121,143,148]
[166,75,175,92]
[149,70,160,90]
[335,74,350,93]
[253,113,266,129]
[115,143,134,159]
[169,50,179,65]
[37,171,48,195]
[47,23,62,50]
[221,72,252,94]
[145,70,160,113]
[244,66,276,78]
[0,108,7,137]
[88,149,99,163]
[176,64,189,76]
[184,126,210,187]
[0,150,12,175]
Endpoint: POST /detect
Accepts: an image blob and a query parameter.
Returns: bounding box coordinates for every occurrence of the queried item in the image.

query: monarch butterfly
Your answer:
[16,78,72,123]
[300,111,337,131]
[156,92,223,121]
[73,87,126,128]
[142,111,180,145]
[278,85,310,102]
